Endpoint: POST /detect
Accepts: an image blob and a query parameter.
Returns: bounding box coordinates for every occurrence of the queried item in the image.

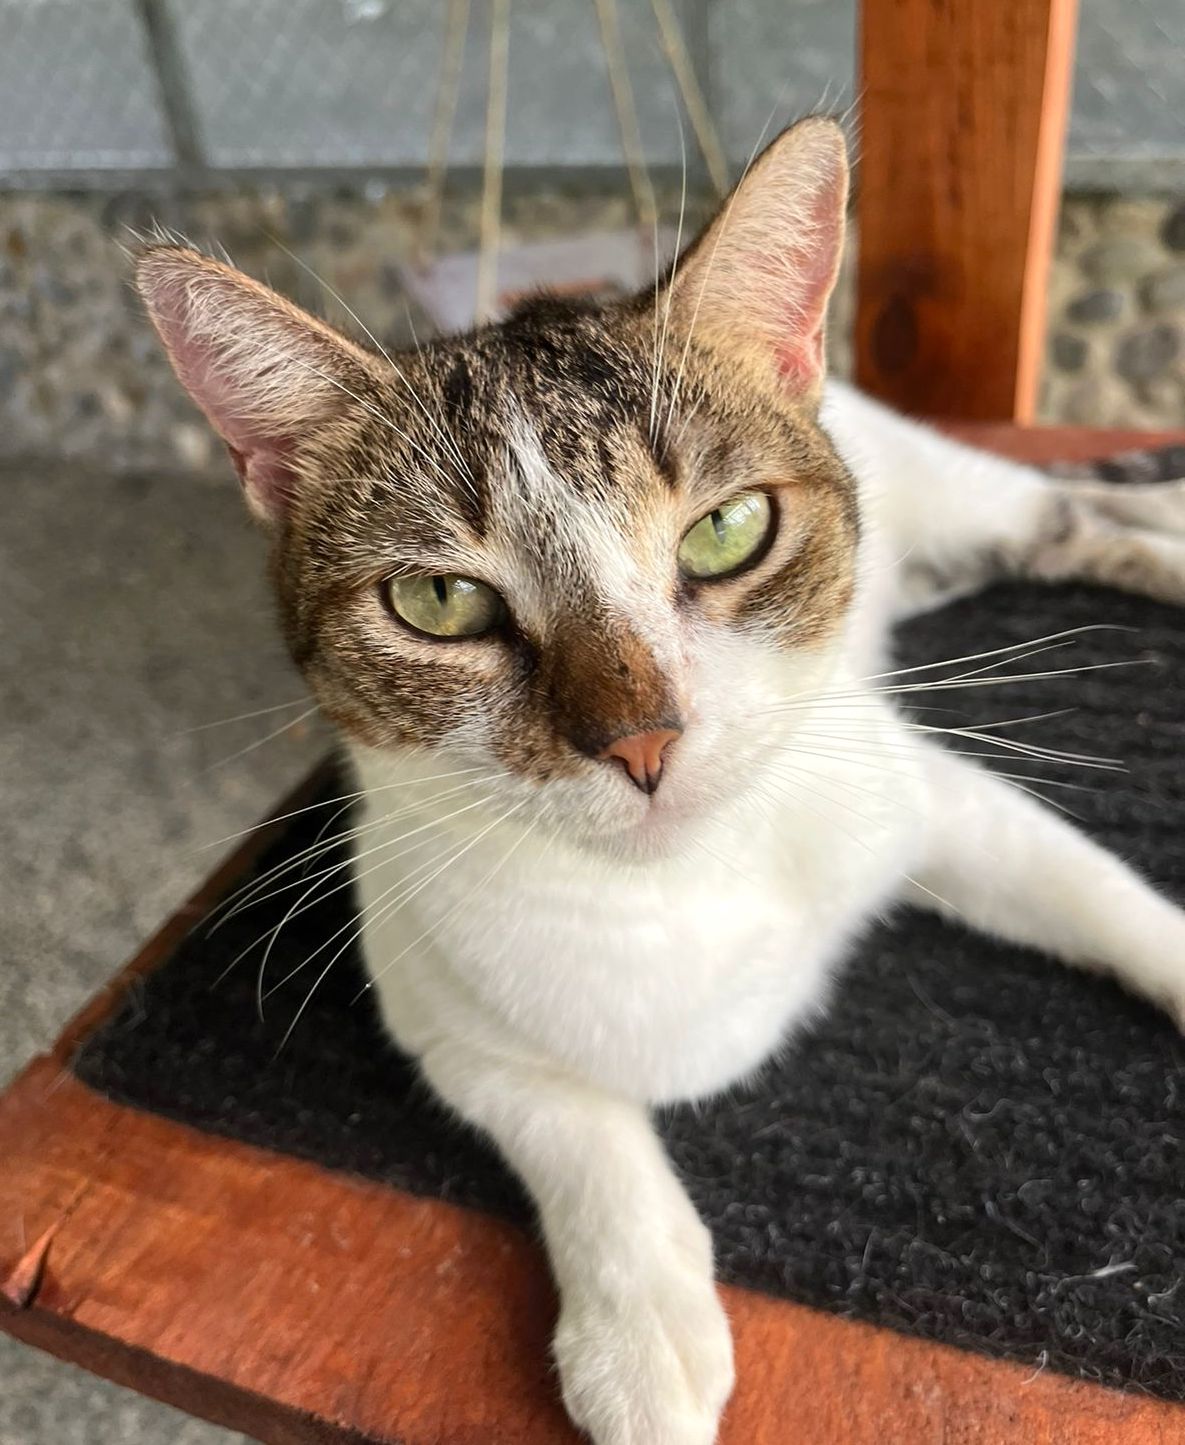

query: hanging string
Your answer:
[592,0,657,235]
[476,0,511,323]
[418,0,471,266]
[428,0,725,318]
[649,0,729,197]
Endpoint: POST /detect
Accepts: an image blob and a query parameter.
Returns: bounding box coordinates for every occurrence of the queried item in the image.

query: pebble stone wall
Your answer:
[1043,196,1185,429]
[0,185,1182,476]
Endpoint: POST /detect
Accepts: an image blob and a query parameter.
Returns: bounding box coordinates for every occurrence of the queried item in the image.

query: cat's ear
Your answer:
[135,246,379,525]
[660,116,848,397]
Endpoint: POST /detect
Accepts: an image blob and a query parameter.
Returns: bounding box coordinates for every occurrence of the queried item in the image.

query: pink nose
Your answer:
[599,727,682,795]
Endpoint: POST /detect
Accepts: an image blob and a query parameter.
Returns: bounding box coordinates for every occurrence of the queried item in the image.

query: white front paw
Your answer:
[1154,978,1185,1034]
[554,1221,734,1445]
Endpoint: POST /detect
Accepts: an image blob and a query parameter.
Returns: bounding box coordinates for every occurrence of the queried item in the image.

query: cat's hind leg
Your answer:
[903,746,1185,1028]
[823,381,1185,619]
[1009,478,1185,608]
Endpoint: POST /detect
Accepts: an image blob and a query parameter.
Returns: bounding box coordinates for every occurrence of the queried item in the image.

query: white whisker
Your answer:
[194,765,487,854]
[278,796,530,1052]
[663,88,790,439]
[844,625,1132,688]
[357,797,534,997]
[651,99,688,448]
[204,703,320,771]
[206,772,502,938]
[232,782,507,1002]
[269,235,476,489]
[293,357,459,494]
[220,777,503,934]
[176,696,311,735]
[258,813,485,1012]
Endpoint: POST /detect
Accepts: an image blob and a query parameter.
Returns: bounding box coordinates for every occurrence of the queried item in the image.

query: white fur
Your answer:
[349,382,1185,1445]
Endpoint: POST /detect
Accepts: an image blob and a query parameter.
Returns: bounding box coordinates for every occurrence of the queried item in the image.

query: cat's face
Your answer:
[280,300,856,850]
[138,118,855,855]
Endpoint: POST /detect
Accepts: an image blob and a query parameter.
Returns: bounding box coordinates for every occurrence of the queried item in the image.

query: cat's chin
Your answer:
[526,736,767,863]
[557,787,725,864]
[570,823,692,866]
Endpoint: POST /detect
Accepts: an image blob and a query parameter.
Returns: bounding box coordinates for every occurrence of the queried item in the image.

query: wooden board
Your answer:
[4,1063,1184,1445]
[855,0,1080,422]
[4,427,1185,1445]
[938,423,1185,465]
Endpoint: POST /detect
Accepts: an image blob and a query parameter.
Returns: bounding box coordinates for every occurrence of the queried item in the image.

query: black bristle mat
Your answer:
[76,450,1185,1400]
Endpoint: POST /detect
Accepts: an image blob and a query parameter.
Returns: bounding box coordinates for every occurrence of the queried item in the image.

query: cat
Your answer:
[136,117,1185,1445]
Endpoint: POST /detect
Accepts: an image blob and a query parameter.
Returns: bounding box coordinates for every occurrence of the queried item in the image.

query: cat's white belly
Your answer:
[354,707,927,1105]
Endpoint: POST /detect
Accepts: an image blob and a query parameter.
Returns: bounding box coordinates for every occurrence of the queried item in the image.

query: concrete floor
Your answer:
[1,460,329,1443]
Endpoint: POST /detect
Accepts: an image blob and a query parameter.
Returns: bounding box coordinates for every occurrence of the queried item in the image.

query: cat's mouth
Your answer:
[559,752,735,859]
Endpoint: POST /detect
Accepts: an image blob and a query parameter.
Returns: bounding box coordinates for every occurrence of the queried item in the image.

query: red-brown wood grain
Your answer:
[855,0,1080,423]
[941,424,1185,465]
[4,1062,1184,1445]
[4,428,1185,1444]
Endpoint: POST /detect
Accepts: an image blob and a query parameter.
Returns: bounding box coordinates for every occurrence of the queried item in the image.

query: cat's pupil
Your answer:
[710,509,727,544]
[433,575,448,605]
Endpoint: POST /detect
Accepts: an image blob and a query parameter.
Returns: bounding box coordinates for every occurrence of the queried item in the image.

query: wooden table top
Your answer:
[4,425,1185,1445]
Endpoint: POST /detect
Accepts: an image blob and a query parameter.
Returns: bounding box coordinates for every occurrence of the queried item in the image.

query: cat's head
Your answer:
[137,118,857,856]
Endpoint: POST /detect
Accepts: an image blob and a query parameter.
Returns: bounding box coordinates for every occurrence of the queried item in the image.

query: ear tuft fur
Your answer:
[135,245,377,523]
[663,117,849,399]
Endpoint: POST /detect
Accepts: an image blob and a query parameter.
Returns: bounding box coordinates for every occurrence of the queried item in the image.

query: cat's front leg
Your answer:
[904,747,1185,1027]
[420,1039,734,1445]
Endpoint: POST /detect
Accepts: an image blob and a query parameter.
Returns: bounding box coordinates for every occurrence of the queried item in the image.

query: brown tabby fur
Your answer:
[134,120,857,786]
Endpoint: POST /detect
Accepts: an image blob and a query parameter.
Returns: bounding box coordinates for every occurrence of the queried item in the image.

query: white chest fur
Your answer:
[352,696,926,1106]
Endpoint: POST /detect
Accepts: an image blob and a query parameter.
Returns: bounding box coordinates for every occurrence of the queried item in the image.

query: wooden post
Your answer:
[855,0,1079,422]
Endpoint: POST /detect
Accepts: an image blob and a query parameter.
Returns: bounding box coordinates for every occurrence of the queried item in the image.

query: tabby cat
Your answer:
[137,119,1185,1445]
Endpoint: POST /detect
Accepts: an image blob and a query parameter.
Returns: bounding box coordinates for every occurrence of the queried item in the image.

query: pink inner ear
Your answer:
[770,178,845,390]
[144,271,299,522]
[225,440,296,517]
[175,330,297,520]
[775,330,826,390]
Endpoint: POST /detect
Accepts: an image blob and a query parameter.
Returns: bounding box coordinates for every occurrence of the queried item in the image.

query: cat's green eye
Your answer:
[678,491,774,581]
[381,573,506,639]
